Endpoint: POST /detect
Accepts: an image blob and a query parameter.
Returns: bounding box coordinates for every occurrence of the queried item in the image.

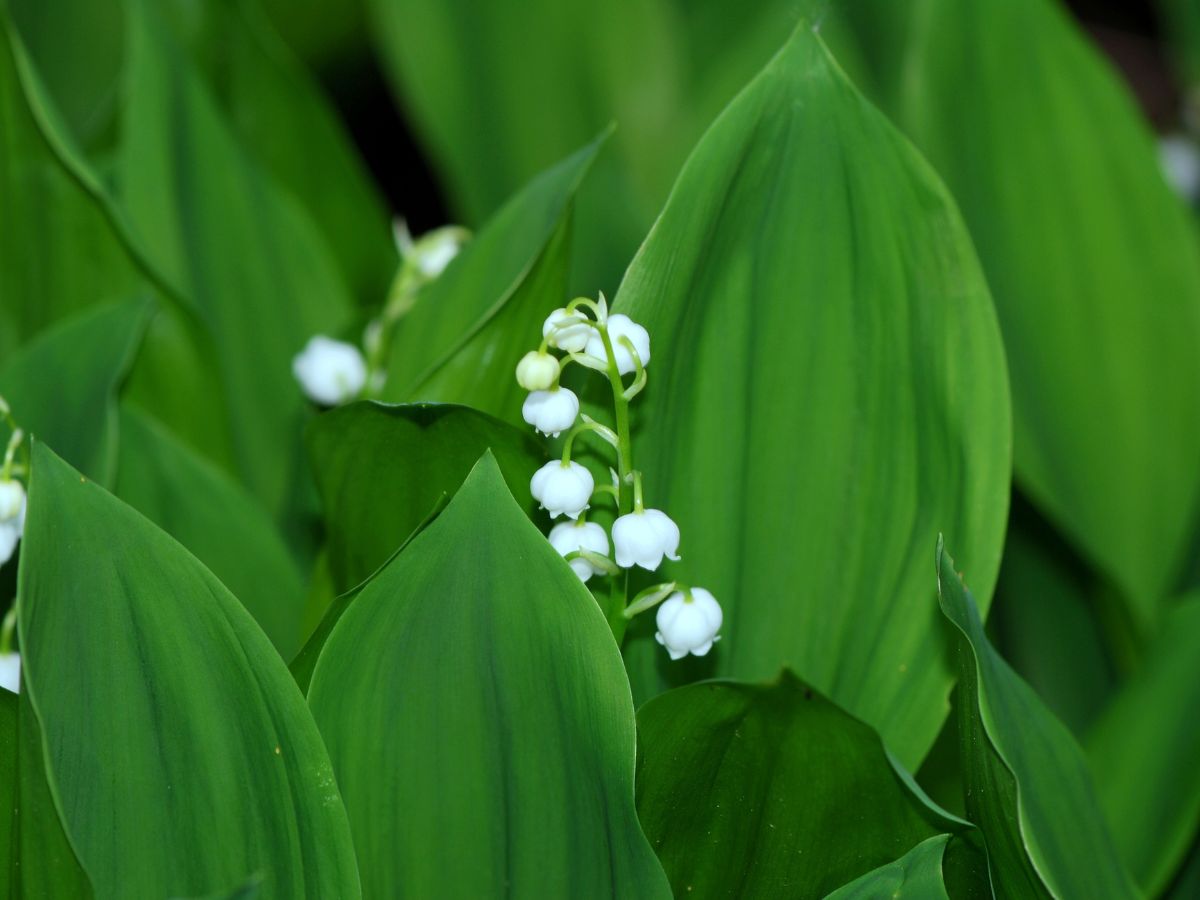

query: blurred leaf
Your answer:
[18,442,360,897]
[0,689,14,893]
[615,24,1011,769]
[115,405,306,659]
[822,834,952,900]
[118,0,355,521]
[307,453,671,897]
[306,401,543,593]
[1086,595,1200,895]
[1159,0,1200,86]
[0,299,149,486]
[380,136,601,420]
[937,538,1138,898]
[635,674,972,897]
[887,0,1200,621]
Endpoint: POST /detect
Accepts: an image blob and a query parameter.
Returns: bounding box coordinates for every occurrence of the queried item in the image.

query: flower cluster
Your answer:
[516,295,722,660]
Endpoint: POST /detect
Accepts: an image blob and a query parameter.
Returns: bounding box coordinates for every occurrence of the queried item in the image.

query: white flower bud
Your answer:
[0,652,19,693]
[656,588,722,660]
[548,520,610,582]
[293,336,367,406]
[542,308,594,353]
[1161,134,1200,202]
[530,460,594,520]
[515,351,560,391]
[584,314,650,375]
[522,387,579,438]
[612,508,680,570]
[0,480,26,567]
[394,220,469,279]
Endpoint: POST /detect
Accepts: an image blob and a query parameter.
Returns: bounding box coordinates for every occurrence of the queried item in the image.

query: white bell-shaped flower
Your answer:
[531,460,594,519]
[656,588,722,660]
[0,480,26,567]
[293,336,367,406]
[542,308,594,353]
[522,387,579,438]
[584,314,650,375]
[0,652,19,693]
[515,351,560,392]
[548,520,610,582]
[612,508,679,570]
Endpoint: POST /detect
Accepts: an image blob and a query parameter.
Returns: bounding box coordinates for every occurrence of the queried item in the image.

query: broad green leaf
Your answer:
[937,537,1138,899]
[18,442,360,898]
[380,137,601,420]
[0,299,149,486]
[1086,595,1200,895]
[635,674,971,898]
[307,401,543,593]
[0,688,14,894]
[307,453,671,897]
[615,24,1011,768]
[118,0,355,521]
[114,405,306,659]
[822,835,952,900]
[888,0,1200,619]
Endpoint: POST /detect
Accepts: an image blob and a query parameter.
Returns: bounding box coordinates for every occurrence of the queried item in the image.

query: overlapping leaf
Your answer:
[822,835,953,900]
[614,24,1011,768]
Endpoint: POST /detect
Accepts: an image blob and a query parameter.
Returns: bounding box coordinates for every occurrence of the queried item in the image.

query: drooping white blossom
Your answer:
[0,480,26,568]
[531,460,594,519]
[655,588,722,660]
[515,351,561,392]
[548,520,611,582]
[542,308,595,353]
[394,220,468,279]
[0,652,19,693]
[522,387,580,438]
[584,314,650,375]
[1161,134,1200,202]
[612,508,679,570]
[293,336,367,406]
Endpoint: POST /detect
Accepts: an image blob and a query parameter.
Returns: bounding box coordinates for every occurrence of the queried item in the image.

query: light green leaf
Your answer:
[0,299,149,486]
[114,405,306,659]
[1086,595,1200,895]
[635,674,974,898]
[307,453,671,897]
[117,0,355,521]
[822,835,952,900]
[937,537,1138,899]
[615,24,1011,769]
[17,442,360,898]
[306,401,543,594]
[889,0,1200,620]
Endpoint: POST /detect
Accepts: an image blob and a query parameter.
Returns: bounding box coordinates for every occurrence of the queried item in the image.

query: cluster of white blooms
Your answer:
[516,295,722,659]
[0,411,26,692]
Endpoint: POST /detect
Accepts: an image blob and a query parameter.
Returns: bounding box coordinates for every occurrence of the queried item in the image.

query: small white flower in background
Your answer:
[1160,134,1200,202]
[515,350,561,391]
[542,308,594,353]
[548,520,610,582]
[293,336,367,406]
[0,652,19,693]
[612,508,680,570]
[531,460,594,519]
[656,588,722,660]
[584,314,650,375]
[393,219,469,279]
[522,387,580,438]
[0,479,26,567]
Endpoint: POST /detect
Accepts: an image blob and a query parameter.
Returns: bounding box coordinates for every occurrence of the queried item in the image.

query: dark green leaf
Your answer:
[937,537,1138,898]
[17,442,360,897]
[307,453,670,897]
[616,24,1011,769]
[822,834,952,900]
[0,688,14,895]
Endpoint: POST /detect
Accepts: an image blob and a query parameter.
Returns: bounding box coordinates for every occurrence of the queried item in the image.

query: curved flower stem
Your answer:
[623,582,680,619]
[620,337,648,402]
[2,428,24,482]
[566,296,605,322]
[0,608,15,654]
[561,418,619,463]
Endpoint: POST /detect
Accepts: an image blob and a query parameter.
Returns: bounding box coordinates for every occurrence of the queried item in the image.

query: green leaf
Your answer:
[636,673,971,898]
[822,834,952,900]
[1086,595,1200,895]
[1159,0,1200,86]
[17,442,360,898]
[306,401,543,594]
[380,136,601,420]
[615,24,1011,769]
[936,537,1138,899]
[0,688,15,893]
[0,299,149,486]
[307,453,670,897]
[118,0,355,520]
[889,0,1200,619]
[114,405,306,659]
